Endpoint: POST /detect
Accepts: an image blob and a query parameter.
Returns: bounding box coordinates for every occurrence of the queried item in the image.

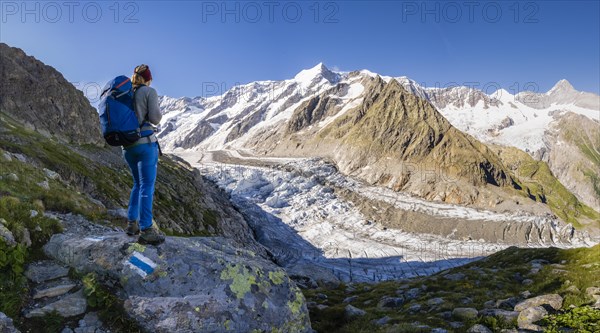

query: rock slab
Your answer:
[25,290,87,318]
[25,261,69,283]
[44,229,311,333]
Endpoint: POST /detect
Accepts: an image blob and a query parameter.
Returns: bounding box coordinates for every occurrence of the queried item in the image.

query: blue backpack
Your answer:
[98,76,141,146]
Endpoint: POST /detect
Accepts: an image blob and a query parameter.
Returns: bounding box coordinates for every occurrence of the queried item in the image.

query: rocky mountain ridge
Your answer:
[0,43,103,146]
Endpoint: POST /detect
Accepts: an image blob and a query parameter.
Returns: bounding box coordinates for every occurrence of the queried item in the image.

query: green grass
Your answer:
[516,160,599,228]
[541,306,600,333]
[0,113,130,207]
[0,149,106,220]
[303,245,600,333]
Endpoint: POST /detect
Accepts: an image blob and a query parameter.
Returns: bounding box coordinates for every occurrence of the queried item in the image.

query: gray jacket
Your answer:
[134,85,162,126]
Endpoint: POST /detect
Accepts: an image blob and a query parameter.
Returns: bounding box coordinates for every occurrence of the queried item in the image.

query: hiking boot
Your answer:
[126,220,140,236]
[138,227,165,245]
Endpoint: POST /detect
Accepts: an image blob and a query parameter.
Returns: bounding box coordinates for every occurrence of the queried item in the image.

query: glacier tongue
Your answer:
[175,151,593,283]
[156,65,600,282]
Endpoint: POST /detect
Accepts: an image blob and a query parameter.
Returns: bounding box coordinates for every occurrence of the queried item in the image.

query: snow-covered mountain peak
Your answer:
[293,62,340,87]
[394,76,420,86]
[548,79,575,95]
[490,88,514,101]
[359,69,378,77]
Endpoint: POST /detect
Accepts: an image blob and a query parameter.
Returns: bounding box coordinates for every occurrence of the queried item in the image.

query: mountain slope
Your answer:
[397,77,599,211]
[253,76,516,200]
[491,144,599,229]
[544,112,600,211]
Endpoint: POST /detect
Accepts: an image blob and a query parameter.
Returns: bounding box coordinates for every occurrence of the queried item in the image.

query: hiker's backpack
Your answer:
[98,76,141,146]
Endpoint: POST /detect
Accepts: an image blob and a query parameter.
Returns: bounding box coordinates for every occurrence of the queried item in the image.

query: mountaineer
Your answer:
[122,64,165,245]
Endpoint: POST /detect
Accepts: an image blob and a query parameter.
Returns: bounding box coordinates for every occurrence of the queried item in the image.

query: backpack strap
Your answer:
[102,78,131,98]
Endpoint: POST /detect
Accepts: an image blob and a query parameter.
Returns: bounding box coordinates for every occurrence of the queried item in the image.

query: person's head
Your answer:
[132,64,152,86]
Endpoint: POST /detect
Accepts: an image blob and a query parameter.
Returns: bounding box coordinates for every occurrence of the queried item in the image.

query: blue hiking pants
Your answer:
[123,142,159,230]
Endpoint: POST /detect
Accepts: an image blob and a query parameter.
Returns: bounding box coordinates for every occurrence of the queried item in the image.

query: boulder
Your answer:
[0,312,20,333]
[404,287,421,300]
[0,224,16,247]
[343,296,358,303]
[514,294,563,312]
[1,151,12,162]
[452,307,478,320]
[37,180,50,190]
[44,168,60,180]
[44,226,311,333]
[345,305,366,318]
[565,285,580,294]
[497,296,520,310]
[371,316,391,326]
[467,324,493,333]
[408,303,422,313]
[439,311,452,320]
[586,287,600,308]
[70,311,106,333]
[427,297,444,306]
[522,279,533,286]
[377,296,404,309]
[449,322,464,329]
[517,306,547,331]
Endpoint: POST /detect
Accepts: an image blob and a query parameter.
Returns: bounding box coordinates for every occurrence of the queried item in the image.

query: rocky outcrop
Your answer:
[225,105,268,143]
[0,43,102,145]
[43,214,312,333]
[178,121,216,149]
[286,85,348,133]
[517,79,600,110]
[425,86,501,109]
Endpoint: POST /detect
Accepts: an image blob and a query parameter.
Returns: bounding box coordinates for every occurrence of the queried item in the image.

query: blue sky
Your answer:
[1,1,599,100]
